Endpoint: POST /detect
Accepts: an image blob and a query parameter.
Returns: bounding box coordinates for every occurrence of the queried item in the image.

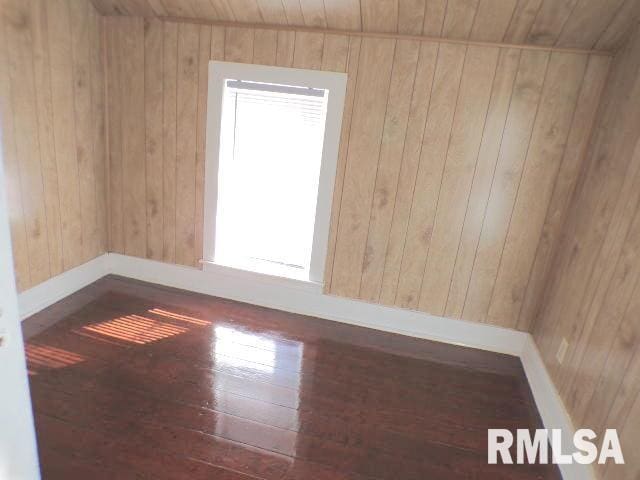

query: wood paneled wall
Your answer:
[0,0,107,292]
[105,17,609,331]
[533,23,640,480]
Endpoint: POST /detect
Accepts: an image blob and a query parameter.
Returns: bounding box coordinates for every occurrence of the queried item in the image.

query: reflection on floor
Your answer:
[22,275,561,480]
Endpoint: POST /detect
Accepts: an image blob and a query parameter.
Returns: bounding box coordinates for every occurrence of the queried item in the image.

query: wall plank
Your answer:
[0,6,31,290]
[1,0,107,291]
[487,52,587,328]
[517,54,610,331]
[161,21,178,263]
[30,0,63,277]
[292,31,324,69]
[194,24,211,265]
[48,0,88,269]
[106,16,124,254]
[70,0,100,263]
[174,23,199,266]
[378,42,438,304]
[144,18,164,261]
[360,39,420,301]
[121,17,146,258]
[5,0,51,285]
[252,28,277,65]
[324,36,361,291]
[90,8,107,256]
[395,43,466,309]
[418,45,499,316]
[225,26,253,62]
[444,48,520,319]
[531,24,640,479]
[462,49,549,322]
[331,37,395,298]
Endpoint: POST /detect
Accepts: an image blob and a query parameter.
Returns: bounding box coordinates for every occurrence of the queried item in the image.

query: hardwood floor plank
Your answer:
[23,276,559,480]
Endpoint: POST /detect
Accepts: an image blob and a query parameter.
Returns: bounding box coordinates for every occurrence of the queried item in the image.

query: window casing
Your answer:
[202,62,347,284]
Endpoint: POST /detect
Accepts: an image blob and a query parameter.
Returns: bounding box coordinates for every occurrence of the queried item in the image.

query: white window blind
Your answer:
[214,79,329,277]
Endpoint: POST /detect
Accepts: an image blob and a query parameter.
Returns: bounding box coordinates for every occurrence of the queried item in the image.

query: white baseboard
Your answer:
[18,254,110,320]
[106,253,527,356]
[19,252,585,479]
[521,336,595,480]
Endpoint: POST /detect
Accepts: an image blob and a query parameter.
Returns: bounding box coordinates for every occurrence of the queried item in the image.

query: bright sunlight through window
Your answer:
[215,80,328,279]
[204,62,347,283]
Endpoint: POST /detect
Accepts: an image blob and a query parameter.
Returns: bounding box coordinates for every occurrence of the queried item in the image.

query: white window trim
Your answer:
[202,61,347,285]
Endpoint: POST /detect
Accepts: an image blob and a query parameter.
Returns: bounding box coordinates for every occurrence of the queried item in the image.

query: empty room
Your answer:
[1,0,640,478]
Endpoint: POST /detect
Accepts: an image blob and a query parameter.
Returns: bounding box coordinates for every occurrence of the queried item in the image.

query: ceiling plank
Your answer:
[470,0,518,43]
[160,0,197,17]
[188,0,219,20]
[323,0,361,31]
[361,0,399,33]
[557,0,627,49]
[228,0,263,23]
[255,0,288,25]
[299,0,328,28]
[398,0,427,35]
[595,0,640,52]
[502,0,542,44]
[99,0,631,53]
[281,0,305,25]
[441,0,480,40]
[209,0,236,21]
[527,0,579,46]
[422,0,447,36]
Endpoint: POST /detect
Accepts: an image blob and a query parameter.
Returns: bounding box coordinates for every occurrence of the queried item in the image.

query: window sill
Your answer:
[200,259,323,294]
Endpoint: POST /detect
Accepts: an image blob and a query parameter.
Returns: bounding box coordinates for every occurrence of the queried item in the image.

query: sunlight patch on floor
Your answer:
[25,344,86,370]
[83,314,188,344]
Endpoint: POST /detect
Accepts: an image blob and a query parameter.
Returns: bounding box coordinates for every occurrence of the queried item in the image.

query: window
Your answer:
[203,62,347,284]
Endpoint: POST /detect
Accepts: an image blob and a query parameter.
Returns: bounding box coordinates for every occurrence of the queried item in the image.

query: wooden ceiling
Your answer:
[90,0,640,52]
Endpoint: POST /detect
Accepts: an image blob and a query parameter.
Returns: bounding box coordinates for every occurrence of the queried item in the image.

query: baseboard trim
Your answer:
[106,253,527,356]
[18,254,110,320]
[19,253,585,479]
[521,336,595,480]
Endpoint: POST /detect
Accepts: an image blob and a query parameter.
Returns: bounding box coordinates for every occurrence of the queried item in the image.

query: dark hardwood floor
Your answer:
[22,275,560,480]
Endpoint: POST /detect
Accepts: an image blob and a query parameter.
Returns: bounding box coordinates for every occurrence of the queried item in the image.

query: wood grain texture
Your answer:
[359,39,420,301]
[5,0,51,285]
[444,48,521,319]
[144,18,164,261]
[90,0,640,52]
[378,42,438,305]
[395,43,467,309]
[105,17,605,331]
[323,36,361,291]
[532,23,640,480]
[22,275,561,480]
[487,52,588,328]
[174,22,200,266]
[121,17,146,258]
[161,21,178,263]
[0,0,107,291]
[418,45,499,315]
[70,0,100,263]
[329,37,396,298]
[461,49,549,324]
